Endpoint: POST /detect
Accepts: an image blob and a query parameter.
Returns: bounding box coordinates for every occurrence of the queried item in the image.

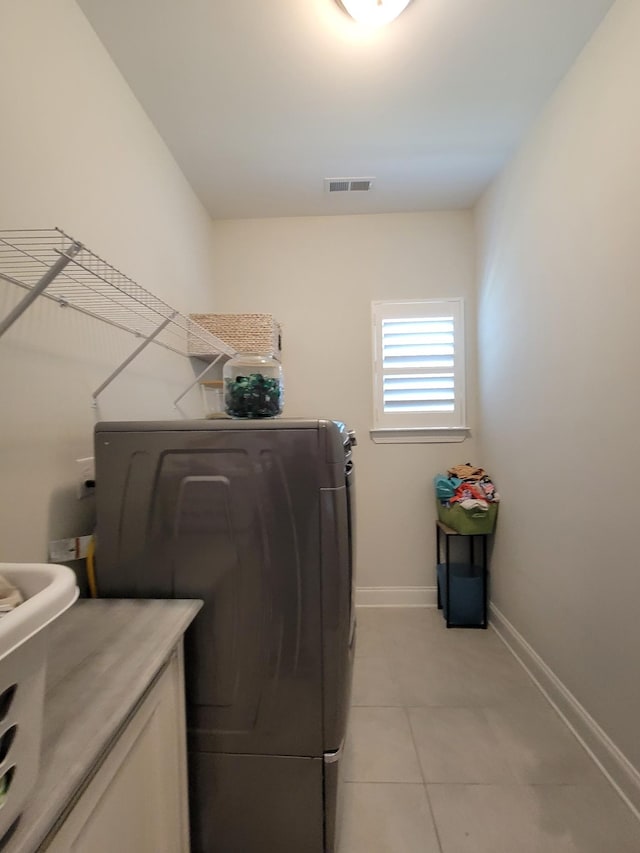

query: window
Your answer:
[371,298,467,441]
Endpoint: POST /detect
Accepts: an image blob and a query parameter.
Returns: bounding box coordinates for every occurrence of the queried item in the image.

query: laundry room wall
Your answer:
[209,212,478,593]
[476,0,640,775]
[0,0,218,565]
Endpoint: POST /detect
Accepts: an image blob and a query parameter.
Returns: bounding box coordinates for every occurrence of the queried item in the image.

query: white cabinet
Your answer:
[46,648,190,853]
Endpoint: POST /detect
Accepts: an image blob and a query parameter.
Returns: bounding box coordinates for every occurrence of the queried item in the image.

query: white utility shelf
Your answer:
[0,228,236,406]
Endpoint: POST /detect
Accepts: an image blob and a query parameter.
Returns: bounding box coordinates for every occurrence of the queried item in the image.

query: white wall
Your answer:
[211,212,478,590]
[476,0,640,771]
[0,0,217,570]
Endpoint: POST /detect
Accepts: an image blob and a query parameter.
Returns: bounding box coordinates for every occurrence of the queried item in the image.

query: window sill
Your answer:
[369,427,471,444]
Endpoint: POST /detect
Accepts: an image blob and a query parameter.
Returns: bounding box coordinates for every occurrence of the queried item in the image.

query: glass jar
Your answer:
[199,380,224,418]
[223,353,284,418]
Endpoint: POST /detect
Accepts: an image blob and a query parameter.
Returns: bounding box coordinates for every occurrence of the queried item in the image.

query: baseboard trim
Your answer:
[355,586,437,607]
[490,603,640,820]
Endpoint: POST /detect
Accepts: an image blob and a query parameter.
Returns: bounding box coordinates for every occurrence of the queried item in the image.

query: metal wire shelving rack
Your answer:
[0,228,236,406]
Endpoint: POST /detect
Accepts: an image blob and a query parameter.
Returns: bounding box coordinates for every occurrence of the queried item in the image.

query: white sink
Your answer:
[0,563,78,841]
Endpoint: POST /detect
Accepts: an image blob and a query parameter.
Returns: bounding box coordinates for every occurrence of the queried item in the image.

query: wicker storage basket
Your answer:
[189,313,282,359]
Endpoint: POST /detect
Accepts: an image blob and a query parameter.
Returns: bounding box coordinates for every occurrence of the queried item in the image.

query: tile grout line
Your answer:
[343,780,425,786]
[404,704,445,853]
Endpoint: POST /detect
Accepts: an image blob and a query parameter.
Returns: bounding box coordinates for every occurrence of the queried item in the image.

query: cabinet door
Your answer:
[46,648,189,853]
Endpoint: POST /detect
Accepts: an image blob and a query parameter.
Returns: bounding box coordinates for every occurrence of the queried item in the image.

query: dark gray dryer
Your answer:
[94,418,356,853]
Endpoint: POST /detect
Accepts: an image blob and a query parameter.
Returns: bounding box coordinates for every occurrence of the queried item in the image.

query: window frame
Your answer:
[371,298,468,442]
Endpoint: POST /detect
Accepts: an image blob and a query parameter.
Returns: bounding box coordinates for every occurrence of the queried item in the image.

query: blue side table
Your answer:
[436,520,489,629]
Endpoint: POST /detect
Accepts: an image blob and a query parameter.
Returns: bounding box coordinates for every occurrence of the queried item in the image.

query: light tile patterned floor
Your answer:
[338,607,640,853]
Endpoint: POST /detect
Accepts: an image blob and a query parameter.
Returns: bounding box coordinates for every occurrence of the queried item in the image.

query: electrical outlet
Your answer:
[76,456,95,500]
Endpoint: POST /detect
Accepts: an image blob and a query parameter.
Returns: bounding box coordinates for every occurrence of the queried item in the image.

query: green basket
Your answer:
[436,501,498,535]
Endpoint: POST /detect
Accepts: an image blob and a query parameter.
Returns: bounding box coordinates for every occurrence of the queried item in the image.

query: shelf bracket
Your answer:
[92,314,175,406]
[0,241,82,339]
[173,353,225,408]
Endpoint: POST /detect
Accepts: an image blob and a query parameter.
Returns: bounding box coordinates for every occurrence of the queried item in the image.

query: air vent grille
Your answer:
[325,177,374,194]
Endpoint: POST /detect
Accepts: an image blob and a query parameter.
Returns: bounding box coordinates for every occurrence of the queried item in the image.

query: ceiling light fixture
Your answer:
[336,0,412,26]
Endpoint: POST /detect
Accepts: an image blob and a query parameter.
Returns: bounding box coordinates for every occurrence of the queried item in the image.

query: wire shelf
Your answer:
[0,227,235,360]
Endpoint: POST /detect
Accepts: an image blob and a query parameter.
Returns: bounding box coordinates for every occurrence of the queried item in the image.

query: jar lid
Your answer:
[228,352,278,363]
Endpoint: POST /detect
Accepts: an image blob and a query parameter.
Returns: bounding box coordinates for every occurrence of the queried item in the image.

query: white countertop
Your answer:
[3,598,201,853]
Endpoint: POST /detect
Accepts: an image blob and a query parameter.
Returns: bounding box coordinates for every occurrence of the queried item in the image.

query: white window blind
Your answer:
[372,299,465,431]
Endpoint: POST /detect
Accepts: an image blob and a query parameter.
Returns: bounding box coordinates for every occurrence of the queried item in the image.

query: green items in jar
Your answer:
[225,372,282,418]
[223,353,283,418]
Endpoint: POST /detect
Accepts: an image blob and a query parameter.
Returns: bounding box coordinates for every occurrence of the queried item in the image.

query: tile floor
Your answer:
[339,607,640,853]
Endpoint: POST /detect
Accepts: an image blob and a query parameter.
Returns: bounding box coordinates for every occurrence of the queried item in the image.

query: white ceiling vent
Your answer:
[325,177,375,194]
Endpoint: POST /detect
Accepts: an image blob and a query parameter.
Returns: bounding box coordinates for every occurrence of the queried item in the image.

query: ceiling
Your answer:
[77,0,615,220]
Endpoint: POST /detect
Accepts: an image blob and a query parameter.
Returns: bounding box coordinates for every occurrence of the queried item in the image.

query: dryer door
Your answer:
[95,427,324,757]
[320,484,354,752]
